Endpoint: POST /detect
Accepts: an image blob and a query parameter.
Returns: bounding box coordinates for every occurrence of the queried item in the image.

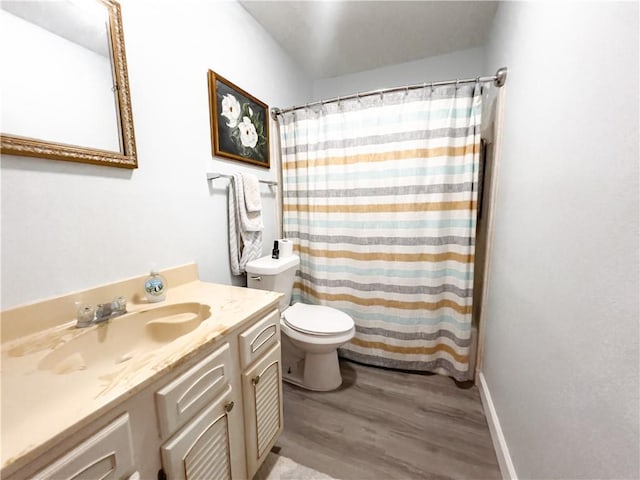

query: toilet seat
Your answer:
[283,303,354,336]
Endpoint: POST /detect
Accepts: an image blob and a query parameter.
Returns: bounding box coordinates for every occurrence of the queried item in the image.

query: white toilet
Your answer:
[245,254,355,391]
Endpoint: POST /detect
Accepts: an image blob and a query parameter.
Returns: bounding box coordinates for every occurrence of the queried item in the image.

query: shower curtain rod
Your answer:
[271,66,507,119]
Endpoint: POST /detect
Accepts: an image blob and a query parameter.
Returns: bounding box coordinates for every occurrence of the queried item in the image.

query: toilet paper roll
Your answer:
[278,238,294,258]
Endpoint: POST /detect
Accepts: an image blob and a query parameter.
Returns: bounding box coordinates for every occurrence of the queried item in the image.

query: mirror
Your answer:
[0,0,137,168]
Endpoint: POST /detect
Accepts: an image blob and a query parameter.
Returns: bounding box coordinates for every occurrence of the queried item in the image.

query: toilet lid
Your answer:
[283,303,354,335]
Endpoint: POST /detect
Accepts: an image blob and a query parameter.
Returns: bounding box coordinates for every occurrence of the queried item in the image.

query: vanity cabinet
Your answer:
[2,281,283,480]
[156,308,283,480]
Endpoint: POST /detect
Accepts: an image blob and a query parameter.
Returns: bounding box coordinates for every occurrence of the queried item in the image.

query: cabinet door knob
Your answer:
[224,401,234,413]
[252,375,260,386]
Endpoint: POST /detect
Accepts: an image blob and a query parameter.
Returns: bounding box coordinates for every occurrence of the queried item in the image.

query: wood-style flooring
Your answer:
[274,360,501,480]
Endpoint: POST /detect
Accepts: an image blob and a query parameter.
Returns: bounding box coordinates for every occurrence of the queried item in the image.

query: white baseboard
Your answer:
[478,372,518,480]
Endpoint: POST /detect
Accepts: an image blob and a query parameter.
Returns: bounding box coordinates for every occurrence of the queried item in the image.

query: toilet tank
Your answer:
[245,255,300,312]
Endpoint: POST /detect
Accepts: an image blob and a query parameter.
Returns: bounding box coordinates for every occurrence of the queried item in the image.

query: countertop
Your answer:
[1,278,281,475]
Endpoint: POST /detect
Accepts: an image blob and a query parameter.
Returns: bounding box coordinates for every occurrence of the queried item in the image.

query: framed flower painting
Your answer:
[207,70,270,168]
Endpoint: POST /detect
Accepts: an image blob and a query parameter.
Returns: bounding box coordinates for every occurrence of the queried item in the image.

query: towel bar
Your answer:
[206,172,278,186]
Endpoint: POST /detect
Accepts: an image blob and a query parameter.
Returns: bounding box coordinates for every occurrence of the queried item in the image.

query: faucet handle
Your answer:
[76,304,96,327]
[111,296,127,315]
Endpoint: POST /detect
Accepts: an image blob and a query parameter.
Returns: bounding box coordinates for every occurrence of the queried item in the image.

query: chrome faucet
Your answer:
[76,296,127,328]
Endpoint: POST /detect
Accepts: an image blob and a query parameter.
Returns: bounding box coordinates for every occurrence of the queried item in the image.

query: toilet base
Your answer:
[283,374,341,392]
[281,335,343,391]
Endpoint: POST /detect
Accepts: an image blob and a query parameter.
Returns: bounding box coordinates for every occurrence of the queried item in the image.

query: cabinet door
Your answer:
[161,386,239,480]
[241,344,284,478]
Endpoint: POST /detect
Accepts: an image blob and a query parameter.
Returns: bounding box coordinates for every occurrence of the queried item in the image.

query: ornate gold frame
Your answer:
[0,0,138,169]
[208,70,270,169]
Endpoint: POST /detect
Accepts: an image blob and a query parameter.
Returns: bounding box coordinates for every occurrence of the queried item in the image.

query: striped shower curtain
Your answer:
[278,84,482,381]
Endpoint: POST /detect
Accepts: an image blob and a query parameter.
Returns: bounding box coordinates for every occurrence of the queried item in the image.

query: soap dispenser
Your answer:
[144,269,167,303]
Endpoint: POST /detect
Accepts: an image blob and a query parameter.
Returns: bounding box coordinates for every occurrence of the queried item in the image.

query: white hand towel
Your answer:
[241,172,262,213]
[233,173,263,232]
[228,174,263,275]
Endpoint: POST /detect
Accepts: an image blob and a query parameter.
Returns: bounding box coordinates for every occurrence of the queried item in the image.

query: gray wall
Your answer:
[482,2,639,478]
[312,47,485,100]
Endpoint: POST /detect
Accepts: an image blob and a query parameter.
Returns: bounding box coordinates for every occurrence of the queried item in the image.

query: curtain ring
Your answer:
[405,86,409,97]
[337,95,341,107]
[379,90,383,101]
[356,92,361,104]
[455,78,460,88]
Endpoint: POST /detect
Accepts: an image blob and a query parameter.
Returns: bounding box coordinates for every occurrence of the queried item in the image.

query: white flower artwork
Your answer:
[239,117,259,148]
[210,71,269,167]
[221,94,241,128]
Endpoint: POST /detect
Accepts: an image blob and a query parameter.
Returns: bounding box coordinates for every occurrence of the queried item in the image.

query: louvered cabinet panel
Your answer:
[241,344,283,478]
[161,386,239,480]
[184,414,230,480]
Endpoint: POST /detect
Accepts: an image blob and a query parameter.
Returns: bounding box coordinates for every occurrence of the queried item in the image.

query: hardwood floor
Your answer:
[274,360,501,480]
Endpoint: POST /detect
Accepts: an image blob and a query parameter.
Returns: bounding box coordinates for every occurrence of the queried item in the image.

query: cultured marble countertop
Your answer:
[0,280,281,475]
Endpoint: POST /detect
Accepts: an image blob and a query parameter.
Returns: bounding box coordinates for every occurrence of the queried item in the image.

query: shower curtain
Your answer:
[278,84,482,381]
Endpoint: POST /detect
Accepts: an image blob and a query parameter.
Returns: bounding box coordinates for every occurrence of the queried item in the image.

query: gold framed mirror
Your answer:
[0,0,137,169]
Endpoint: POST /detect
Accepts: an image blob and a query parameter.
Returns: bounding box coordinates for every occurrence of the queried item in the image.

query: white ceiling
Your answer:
[239,1,499,79]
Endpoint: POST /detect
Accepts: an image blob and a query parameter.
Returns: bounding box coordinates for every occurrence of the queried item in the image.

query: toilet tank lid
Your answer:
[245,254,300,275]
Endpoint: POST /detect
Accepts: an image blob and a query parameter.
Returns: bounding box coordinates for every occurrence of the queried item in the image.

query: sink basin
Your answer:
[38,302,211,374]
